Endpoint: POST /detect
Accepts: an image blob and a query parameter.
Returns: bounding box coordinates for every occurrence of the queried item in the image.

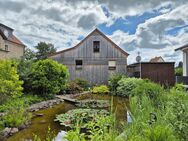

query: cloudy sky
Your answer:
[0,0,188,64]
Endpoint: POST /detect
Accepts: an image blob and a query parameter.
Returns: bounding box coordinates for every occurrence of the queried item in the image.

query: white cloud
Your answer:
[0,0,188,65]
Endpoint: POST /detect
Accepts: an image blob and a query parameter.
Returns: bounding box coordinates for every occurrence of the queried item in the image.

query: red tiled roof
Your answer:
[7,35,25,46]
[150,56,164,62]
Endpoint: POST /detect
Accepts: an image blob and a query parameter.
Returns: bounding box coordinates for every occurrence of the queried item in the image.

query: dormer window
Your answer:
[93,41,100,53]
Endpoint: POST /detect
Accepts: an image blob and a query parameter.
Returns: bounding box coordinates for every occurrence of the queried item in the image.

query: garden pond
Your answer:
[6,93,129,141]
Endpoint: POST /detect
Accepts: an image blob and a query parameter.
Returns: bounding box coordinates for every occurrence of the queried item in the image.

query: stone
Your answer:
[1,127,11,137]
[35,113,44,117]
[10,128,19,135]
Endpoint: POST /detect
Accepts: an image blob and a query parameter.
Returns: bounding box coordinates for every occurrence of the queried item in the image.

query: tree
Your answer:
[29,59,69,98]
[23,48,36,60]
[35,42,56,60]
[0,60,23,104]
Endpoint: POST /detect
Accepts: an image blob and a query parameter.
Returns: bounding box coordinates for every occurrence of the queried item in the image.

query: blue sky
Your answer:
[0,0,188,64]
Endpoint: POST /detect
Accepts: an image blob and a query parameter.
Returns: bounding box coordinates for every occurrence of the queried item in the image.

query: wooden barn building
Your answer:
[49,29,129,84]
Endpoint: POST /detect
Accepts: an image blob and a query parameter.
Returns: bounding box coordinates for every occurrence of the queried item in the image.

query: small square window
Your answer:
[93,41,100,53]
[108,61,116,70]
[75,60,83,70]
[5,45,9,51]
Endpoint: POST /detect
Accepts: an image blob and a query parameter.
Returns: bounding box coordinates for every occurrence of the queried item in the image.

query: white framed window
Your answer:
[108,60,116,70]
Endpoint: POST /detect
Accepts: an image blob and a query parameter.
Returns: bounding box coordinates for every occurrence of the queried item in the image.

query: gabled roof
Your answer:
[49,28,129,57]
[0,23,25,47]
[149,56,164,62]
[175,44,188,51]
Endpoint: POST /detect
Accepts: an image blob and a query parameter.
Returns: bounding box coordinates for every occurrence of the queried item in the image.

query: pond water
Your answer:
[6,94,128,141]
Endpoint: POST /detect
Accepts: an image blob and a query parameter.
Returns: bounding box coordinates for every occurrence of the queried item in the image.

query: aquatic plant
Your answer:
[55,109,109,128]
[92,85,109,94]
[75,100,110,108]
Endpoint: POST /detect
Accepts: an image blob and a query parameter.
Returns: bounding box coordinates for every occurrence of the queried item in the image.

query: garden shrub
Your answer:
[108,74,126,94]
[17,59,34,93]
[0,104,32,128]
[73,78,90,90]
[175,67,183,76]
[0,60,23,104]
[92,85,109,94]
[116,78,143,97]
[65,81,83,94]
[28,59,69,98]
[0,95,43,112]
[132,80,164,106]
[165,89,188,140]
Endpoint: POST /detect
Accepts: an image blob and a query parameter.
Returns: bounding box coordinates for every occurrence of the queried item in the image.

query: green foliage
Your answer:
[29,59,69,98]
[175,67,183,76]
[35,42,56,60]
[17,59,34,93]
[0,102,32,128]
[108,74,126,94]
[116,78,143,97]
[73,78,90,90]
[0,60,23,104]
[171,83,185,91]
[75,100,110,108]
[166,89,188,140]
[33,127,55,141]
[23,48,36,61]
[55,108,109,128]
[65,81,84,94]
[92,85,109,94]
[0,95,43,112]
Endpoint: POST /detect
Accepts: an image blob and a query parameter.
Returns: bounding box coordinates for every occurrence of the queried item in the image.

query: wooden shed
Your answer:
[49,28,129,84]
[127,62,175,86]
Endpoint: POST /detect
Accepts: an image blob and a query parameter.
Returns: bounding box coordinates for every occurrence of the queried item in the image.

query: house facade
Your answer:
[175,44,188,76]
[49,29,129,84]
[0,23,25,59]
[149,56,164,62]
[175,44,188,85]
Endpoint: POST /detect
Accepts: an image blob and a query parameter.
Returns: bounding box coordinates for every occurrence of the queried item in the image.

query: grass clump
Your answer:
[92,85,109,94]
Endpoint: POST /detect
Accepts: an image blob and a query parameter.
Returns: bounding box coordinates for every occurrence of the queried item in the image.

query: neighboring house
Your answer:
[49,28,129,84]
[175,44,188,85]
[127,62,175,86]
[149,56,164,62]
[0,23,25,59]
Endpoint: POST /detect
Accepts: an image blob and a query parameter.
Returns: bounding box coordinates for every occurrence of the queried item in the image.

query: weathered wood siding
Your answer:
[50,30,127,84]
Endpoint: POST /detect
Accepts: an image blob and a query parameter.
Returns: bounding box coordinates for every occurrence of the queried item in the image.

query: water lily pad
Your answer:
[54,109,109,128]
[75,100,110,108]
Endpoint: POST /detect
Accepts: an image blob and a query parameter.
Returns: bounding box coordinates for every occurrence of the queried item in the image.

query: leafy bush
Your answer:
[116,78,143,97]
[166,89,188,140]
[108,74,126,94]
[171,83,185,91]
[0,105,32,128]
[17,59,34,93]
[73,78,90,90]
[175,67,183,76]
[65,81,83,94]
[28,59,69,98]
[0,95,43,112]
[92,85,109,94]
[0,60,23,104]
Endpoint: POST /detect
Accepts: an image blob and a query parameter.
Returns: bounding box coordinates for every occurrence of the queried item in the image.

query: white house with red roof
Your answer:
[0,23,25,59]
